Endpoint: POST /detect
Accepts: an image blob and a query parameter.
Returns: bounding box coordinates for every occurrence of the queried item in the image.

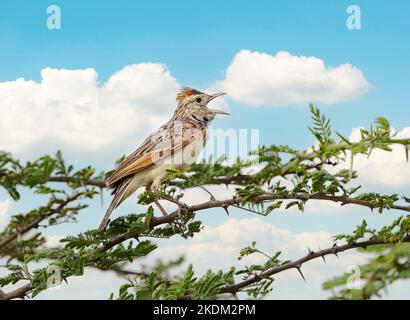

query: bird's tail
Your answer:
[98,178,132,232]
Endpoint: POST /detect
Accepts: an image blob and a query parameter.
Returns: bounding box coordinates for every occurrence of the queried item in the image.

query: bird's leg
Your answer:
[154,200,168,217]
[145,184,168,216]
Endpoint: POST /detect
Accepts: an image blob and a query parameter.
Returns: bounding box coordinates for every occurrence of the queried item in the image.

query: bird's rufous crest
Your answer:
[176,87,204,104]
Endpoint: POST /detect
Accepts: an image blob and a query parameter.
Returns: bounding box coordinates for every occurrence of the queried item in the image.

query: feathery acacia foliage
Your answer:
[1,106,410,300]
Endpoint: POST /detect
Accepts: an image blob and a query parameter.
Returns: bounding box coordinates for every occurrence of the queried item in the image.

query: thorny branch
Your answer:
[2,233,409,300]
[2,185,410,300]
[0,193,83,250]
[219,235,410,295]
[46,134,410,189]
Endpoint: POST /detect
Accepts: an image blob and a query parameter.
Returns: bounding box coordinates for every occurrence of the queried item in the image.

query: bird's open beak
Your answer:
[208,92,227,102]
[207,92,229,115]
[209,108,230,115]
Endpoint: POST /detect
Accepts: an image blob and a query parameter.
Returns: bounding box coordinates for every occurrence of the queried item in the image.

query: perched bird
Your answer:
[98,87,228,231]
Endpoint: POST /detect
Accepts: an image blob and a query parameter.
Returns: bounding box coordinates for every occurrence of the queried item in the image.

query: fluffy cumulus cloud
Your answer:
[0,63,180,157]
[217,50,370,107]
[0,199,11,226]
[193,217,292,245]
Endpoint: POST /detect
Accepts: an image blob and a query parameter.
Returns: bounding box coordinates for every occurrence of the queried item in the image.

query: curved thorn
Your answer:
[296,266,306,282]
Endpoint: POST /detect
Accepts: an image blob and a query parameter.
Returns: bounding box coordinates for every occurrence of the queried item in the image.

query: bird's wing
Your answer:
[106,123,201,188]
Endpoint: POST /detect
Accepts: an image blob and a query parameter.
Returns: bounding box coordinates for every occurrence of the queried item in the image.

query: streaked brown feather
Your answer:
[98,177,132,231]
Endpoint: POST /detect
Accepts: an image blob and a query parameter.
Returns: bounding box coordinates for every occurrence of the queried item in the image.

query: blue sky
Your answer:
[0,0,410,299]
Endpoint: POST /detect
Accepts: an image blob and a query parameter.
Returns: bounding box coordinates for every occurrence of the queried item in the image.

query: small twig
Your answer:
[231,204,269,216]
[254,248,272,260]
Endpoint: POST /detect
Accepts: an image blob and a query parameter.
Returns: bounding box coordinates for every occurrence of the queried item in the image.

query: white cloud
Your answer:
[0,63,180,157]
[325,127,410,188]
[217,50,370,107]
[193,217,292,245]
[0,199,11,226]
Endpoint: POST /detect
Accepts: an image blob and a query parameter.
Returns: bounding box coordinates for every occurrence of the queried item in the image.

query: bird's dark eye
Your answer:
[196,97,202,103]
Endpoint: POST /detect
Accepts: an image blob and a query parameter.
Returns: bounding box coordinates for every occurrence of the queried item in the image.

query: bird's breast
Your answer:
[165,134,205,170]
